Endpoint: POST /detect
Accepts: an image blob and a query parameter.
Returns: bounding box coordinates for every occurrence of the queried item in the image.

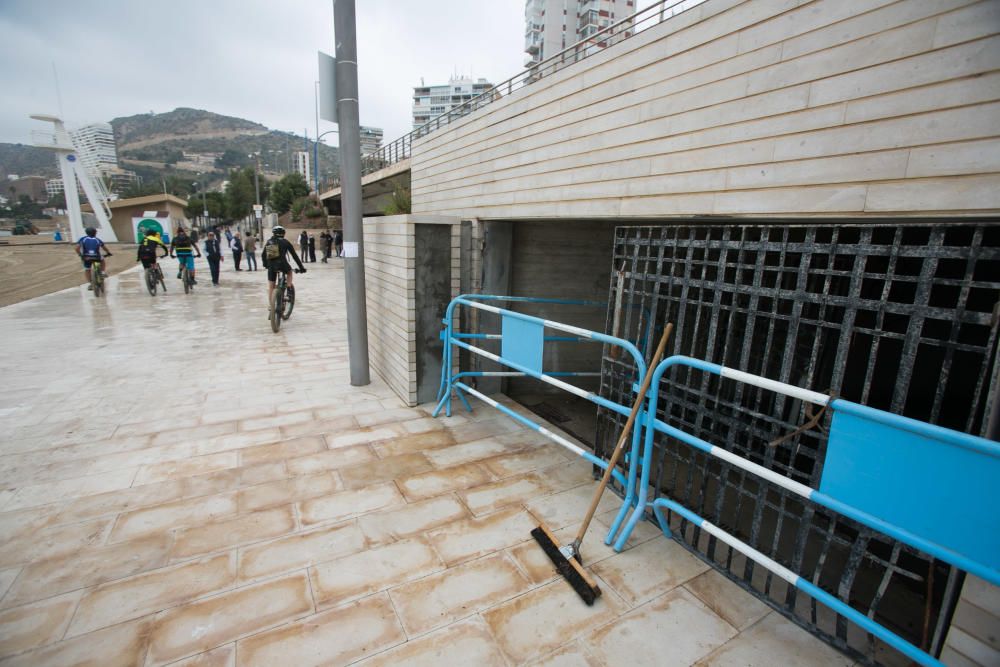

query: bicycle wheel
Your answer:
[270,290,283,332]
[282,286,294,320]
[158,267,167,292]
[182,267,190,294]
[145,268,157,296]
[92,269,102,297]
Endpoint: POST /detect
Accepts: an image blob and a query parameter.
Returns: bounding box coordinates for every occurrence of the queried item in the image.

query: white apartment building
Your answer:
[293,151,312,189]
[412,76,494,129]
[360,126,384,156]
[71,122,119,175]
[525,0,635,66]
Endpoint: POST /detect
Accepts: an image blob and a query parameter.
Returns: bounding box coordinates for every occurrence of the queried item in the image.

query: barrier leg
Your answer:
[454,383,474,413]
[604,412,644,545]
[612,409,658,551]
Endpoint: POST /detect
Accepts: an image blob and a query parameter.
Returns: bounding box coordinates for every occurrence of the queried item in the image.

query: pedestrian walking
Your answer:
[334,229,343,257]
[308,234,317,263]
[322,231,332,263]
[190,228,199,244]
[232,232,244,270]
[244,234,258,271]
[224,227,233,248]
[298,230,309,259]
[204,232,223,286]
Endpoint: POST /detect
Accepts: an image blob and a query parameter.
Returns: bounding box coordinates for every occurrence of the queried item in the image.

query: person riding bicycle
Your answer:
[75,227,112,290]
[169,227,202,284]
[137,228,169,272]
[261,225,306,306]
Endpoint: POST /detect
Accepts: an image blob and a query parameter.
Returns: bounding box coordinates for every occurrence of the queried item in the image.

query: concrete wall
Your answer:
[363,215,460,406]
[411,0,1000,219]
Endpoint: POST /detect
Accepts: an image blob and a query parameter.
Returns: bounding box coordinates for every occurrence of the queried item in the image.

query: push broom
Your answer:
[530,322,673,605]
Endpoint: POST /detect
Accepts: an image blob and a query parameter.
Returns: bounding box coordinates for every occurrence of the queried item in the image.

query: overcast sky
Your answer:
[0,0,531,148]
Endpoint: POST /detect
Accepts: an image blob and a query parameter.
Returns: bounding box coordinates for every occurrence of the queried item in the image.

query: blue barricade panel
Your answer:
[820,404,1000,571]
[501,314,544,374]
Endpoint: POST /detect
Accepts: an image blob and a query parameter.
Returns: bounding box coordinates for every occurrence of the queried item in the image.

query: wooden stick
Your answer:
[573,322,674,550]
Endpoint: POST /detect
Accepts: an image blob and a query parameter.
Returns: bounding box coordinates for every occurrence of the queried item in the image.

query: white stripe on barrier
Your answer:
[464,301,503,315]
[542,320,595,340]
[463,343,591,400]
[720,368,830,406]
[539,427,587,457]
[699,519,800,586]
[709,446,815,499]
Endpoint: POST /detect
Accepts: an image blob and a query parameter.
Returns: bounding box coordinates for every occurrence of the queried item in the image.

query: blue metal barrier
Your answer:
[433,295,653,503]
[606,355,1000,667]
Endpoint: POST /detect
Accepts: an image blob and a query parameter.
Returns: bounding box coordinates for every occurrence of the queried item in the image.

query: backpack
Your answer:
[265,239,281,261]
[138,239,157,258]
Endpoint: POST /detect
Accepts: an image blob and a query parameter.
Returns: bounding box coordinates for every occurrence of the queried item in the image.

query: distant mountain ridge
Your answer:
[0,108,338,185]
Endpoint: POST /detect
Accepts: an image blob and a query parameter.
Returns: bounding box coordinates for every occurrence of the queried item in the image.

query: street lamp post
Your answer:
[249,153,262,235]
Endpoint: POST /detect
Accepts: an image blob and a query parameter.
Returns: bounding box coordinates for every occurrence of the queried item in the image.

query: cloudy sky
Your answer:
[0,0,531,148]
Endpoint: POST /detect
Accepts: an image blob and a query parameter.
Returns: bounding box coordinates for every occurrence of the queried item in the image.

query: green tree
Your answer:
[47,192,66,209]
[215,149,246,169]
[268,172,309,215]
[185,191,225,219]
[224,167,256,220]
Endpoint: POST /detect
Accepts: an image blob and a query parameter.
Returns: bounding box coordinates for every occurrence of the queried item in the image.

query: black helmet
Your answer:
[144,228,157,236]
[85,227,97,236]
[272,225,286,237]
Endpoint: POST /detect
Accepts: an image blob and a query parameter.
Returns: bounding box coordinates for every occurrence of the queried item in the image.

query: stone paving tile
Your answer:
[355,616,508,666]
[390,552,534,637]
[133,451,240,486]
[423,435,528,468]
[0,517,111,568]
[3,468,138,511]
[525,641,603,666]
[2,533,171,609]
[285,444,376,475]
[589,587,738,666]
[170,506,296,560]
[591,537,710,607]
[370,430,455,458]
[0,617,153,667]
[395,460,495,502]
[297,481,405,527]
[359,495,470,545]
[146,573,313,666]
[356,407,428,428]
[68,552,236,637]
[238,410,313,433]
[0,591,81,658]
[459,470,552,516]
[237,435,326,466]
[481,446,576,477]
[278,415,357,440]
[482,578,629,665]
[236,461,288,486]
[425,506,538,566]
[0,568,19,602]
[684,568,770,632]
[338,452,434,490]
[310,536,444,610]
[236,592,405,667]
[237,520,367,582]
[168,643,235,667]
[695,611,853,667]
[235,471,341,513]
[524,483,622,532]
[325,425,404,450]
[109,492,238,543]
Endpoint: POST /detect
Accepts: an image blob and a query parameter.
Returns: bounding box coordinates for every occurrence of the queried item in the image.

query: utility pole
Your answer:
[253,155,261,235]
[314,80,321,193]
[334,0,370,386]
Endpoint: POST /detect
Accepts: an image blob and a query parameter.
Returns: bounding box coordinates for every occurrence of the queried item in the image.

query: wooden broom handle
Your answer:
[574,322,674,546]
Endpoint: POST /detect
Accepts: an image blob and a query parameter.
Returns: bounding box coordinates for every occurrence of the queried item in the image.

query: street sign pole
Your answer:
[333,0,370,386]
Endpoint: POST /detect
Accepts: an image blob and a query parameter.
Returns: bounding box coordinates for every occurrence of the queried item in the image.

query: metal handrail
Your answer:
[330,0,706,189]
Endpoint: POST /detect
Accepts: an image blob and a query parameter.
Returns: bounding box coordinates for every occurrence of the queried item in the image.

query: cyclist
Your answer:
[169,227,202,284]
[136,228,169,279]
[75,227,112,290]
[261,225,306,307]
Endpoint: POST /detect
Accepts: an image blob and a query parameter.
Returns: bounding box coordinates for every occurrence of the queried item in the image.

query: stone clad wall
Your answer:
[363,215,460,406]
[410,0,1000,218]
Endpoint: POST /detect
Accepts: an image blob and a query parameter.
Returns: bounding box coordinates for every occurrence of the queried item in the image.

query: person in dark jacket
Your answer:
[204,232,223,286]
[334,229,343,257]
[321,231,333,263]
[298,230,309,259]
[308,234,317,263]
[244,234,258,271]
[231,233,244,270]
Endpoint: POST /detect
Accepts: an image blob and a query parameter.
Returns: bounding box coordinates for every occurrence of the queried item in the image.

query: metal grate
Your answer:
[595,222,1000,663]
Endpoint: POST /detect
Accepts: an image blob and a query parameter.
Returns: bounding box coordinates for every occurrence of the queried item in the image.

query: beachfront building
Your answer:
[525,0,634,66]
[359,126,383,156]
[412,76,494,129]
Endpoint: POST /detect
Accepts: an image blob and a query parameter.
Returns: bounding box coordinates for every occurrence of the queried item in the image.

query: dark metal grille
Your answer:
[595,222,1000,664]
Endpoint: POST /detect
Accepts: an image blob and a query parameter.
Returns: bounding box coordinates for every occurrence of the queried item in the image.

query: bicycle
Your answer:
[88,253,112,297]
[144,261,167,296]
[269,269,300,332]
[181,263,194,294]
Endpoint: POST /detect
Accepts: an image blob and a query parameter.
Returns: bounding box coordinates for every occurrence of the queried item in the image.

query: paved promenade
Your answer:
[0,258,855,666]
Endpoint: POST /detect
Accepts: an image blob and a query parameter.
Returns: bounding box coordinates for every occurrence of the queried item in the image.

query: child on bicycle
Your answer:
[75,226,113,290]
[261,225,306,307]
[170,227,202,284]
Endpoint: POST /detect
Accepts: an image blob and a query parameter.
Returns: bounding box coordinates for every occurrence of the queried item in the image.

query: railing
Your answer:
[432,296,999,667]
[328,0,707,190]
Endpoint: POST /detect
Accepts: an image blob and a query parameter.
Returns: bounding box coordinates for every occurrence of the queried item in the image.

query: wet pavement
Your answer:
[0,255,856,665]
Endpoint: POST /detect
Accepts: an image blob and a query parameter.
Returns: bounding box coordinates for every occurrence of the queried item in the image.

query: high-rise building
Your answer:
[524,0,635,67]
[71,122,119,175]
[412,76,494,130]
[293,151,311,188]
[359,126,384,156]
